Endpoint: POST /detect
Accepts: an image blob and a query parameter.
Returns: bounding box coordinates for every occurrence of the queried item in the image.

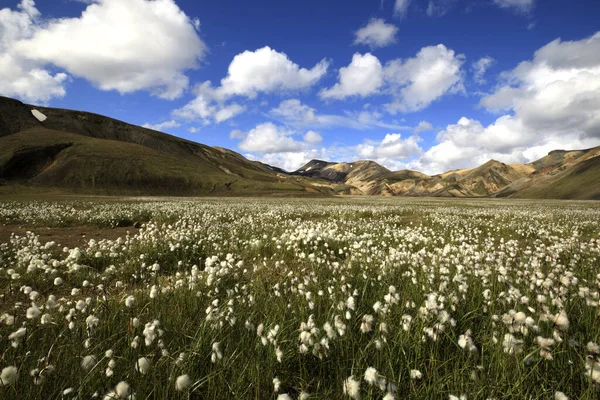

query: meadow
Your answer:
[0,197,599,399]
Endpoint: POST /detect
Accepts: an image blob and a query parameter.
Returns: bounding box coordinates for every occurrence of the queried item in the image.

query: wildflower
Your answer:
[364,367,379,385]
[449,395,467,400]
[299,392,310,400]
[0,366,18,386]
[211,341,223,363]
[360,314,374,333]
[273,377,281,392]
[136,357,150,374]
[175,374,191,391]
[502,334,523,355]
[81,355,97,371]
[105,349,114,358]
[555,392,569,400]
[410,369,423,380]
[104,381,131,399]
[553,310,569,331]
[54,277,63,286]
[277,395,292,400]
[343,376,360,399]
[587,342,600,355]
[125,296,135,308]
[26,303,41,319]
[383,393,395,400]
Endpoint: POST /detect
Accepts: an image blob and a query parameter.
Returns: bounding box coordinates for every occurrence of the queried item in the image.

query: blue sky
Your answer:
[1,0,600,173]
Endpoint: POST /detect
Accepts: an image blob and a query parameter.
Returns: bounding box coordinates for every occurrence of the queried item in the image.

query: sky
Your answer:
[1,0,600,174]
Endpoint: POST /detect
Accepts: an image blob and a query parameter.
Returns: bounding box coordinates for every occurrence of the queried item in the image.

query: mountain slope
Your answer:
[294,150,600,199]
[1,95,598,199]
[0,97,331,196]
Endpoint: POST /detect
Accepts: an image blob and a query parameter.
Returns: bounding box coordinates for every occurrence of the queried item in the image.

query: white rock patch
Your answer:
[31,109,47,122]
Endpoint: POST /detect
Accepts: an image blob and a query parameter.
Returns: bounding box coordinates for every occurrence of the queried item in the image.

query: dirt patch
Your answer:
[0,224,138,248]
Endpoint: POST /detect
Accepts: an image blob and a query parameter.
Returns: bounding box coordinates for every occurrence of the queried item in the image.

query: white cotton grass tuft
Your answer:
[273,377,281,392]
[554,392,569,400]
[125,295,135,308]
[410,369,423,380]
[175,374,191,391]
[343,376,360,399]
[1,366,18,386]
[81,355,97,371]
[135,357,150,374]
[277,394,292,400]
[553,310,569,331]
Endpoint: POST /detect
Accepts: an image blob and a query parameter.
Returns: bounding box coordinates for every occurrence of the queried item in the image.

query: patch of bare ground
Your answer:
[0,224,138,248]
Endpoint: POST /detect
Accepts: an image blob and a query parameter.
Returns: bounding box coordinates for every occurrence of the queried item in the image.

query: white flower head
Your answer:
[175,374,191,391]
[1,366,18,386]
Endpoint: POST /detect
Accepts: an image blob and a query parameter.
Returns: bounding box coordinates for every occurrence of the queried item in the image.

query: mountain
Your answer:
[1,95,598,199]
[0,96,331,196]
[293,149,600,199]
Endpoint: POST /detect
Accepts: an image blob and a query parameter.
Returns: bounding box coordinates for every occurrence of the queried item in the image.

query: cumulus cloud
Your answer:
[303,130,323,145]
[172,82,245,124]
[472,56,495,84]
[0,1,68,102]
[480,32,600,140]
[493,0,535,13]
[385,44,465,112]
[356,133,422,159]
[269,99,410,130]
[320,53,383,100]
[217,47,328,99]
[174,46,328,125]
[354,18,398,49]
[414,121,433,133]
[142,120,181,132]
[394,0,411,18]
[12,0,207,100]
[231,122,324,155]
[407,32,600,174]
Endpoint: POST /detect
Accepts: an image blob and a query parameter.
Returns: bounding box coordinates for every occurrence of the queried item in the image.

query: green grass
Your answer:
[1,198,599,399]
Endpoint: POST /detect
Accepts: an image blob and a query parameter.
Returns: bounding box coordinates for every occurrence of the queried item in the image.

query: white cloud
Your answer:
[320,53,383,100]
[217,46,328,99]
[472,56,495,84]
[269,99,410,130]
[0,1,67,102]
[411,32,600,175]
[172,82,245,124]
[480,32,600,140]
[356,133,422,159]
[142,120,180,132]
[303,130,323,145]
[493,0,535,13]
[354,18,398,49]
[384,44,465,112]
[231,122,323,155]
[173,46,328,125]
[13,0,207,100]
[414,121,433,133]
[394,0,411,18]
[245,148,329,172]
[425,0,458,17]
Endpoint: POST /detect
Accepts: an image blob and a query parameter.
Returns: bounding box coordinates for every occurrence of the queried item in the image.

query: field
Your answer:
[1,197,599,399]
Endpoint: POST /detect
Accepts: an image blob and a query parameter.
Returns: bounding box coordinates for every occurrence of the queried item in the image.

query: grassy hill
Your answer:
[0,97,331,196]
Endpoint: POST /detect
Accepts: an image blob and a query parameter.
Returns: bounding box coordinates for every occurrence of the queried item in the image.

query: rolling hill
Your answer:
[1,95,598,199]
[0,96,332,196]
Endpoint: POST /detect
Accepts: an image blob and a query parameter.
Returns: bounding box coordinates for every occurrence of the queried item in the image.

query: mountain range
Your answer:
[1,96,599,199]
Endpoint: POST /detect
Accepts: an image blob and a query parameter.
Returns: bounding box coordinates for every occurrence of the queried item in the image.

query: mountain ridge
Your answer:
[1,96,599,199]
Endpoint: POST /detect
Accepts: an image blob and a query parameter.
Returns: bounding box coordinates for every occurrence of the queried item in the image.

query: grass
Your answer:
[0,197,599,399]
